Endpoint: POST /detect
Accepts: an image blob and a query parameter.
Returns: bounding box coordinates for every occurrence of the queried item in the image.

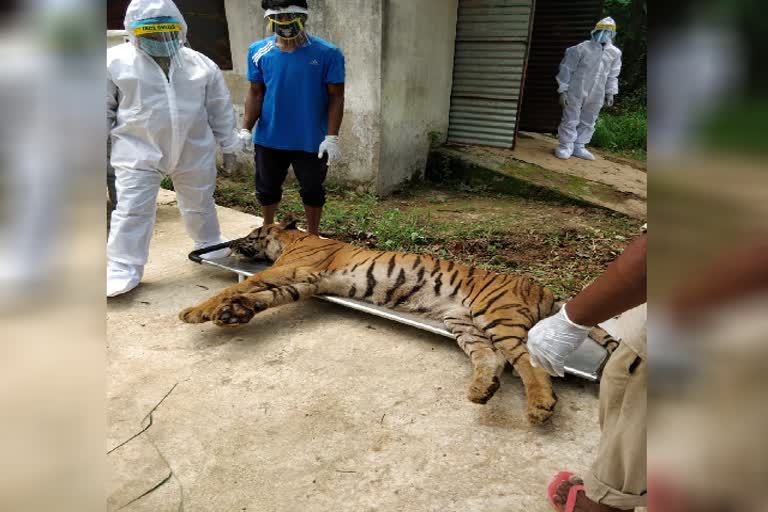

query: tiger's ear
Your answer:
[280,214,299,230]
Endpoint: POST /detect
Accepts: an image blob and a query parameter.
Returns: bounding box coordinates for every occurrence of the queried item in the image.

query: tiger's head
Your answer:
[229,216,301,262]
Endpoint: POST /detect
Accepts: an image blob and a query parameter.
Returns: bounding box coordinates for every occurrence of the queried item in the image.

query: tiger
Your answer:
[179,218,618,424]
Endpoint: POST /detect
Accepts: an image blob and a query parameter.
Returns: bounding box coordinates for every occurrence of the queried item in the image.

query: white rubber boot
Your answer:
[554,143,574,159]
[107,261,142,297]
[573,145,596,161]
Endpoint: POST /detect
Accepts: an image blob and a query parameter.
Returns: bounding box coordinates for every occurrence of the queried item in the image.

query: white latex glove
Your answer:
[222,153,237,174]
[526,305,592,377]
[559,92,569,108]
[605,94,615,107]
[238,128,253,152]
[318,135,341,163]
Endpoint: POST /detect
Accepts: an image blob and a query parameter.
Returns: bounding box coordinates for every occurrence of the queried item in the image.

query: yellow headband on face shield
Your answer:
[595,22,616,30]
[132,23,182,36]
[267,17,305,40]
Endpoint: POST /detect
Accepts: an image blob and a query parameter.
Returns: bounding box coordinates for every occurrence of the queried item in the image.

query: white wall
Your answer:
[378,0,458,194]
[107,30,129,48]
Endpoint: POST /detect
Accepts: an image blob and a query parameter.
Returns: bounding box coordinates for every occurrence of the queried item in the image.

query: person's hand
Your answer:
[222,153,237,174]
[559,92,569,108]
[605,94,615,107]
[318,135,341,163]
[238,128,253,152]
[526,305,592,377]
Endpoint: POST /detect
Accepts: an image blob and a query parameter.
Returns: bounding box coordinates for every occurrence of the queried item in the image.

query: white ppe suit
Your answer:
[107,0,239,296]
[556,40,622,147]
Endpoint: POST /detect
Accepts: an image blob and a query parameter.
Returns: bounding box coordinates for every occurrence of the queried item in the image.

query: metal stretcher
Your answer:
[189,242,609,381]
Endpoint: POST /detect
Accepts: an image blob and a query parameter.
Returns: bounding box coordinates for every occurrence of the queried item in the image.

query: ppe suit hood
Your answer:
[124,0,188,44]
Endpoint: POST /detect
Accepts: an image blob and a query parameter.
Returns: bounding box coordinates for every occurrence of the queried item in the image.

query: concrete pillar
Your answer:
[378,0,458,194]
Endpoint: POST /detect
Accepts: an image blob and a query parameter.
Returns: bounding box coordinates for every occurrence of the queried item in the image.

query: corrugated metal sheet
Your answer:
[518,0,603,132]
[447,0,534,148]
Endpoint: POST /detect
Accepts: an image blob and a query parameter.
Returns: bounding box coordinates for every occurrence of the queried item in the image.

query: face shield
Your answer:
[265,7,310,46]
[591,29,616,44]
[129,16,184,66]
[591,17,617,45]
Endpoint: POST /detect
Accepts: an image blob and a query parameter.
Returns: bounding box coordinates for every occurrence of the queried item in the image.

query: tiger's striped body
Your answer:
[180,220,615,424]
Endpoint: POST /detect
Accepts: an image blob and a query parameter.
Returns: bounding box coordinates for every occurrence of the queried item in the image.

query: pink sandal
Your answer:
[547,471,585,512]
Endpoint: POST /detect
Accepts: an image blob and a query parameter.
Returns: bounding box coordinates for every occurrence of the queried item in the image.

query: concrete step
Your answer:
[426,143,646,219]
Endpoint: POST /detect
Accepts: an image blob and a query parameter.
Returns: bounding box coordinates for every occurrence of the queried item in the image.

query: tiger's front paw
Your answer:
[179,306,212,324]
[211,297,266,327]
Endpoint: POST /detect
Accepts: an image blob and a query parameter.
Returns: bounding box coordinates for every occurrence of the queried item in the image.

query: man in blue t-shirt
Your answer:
[238,0,345,235]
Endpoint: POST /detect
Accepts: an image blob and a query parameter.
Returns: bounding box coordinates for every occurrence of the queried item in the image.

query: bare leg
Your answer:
[555,476,627,512]
[443,314,505,404]
[262,203,279,226]
[304,205,322,236]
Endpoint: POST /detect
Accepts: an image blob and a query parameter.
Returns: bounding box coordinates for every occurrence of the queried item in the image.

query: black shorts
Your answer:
[254,144,329,208]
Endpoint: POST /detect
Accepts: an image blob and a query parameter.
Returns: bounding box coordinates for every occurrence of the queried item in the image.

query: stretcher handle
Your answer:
[188,240,234,263]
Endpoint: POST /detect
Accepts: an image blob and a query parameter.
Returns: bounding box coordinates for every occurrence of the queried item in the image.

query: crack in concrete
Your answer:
[109,383,184,511]
[108,383,178,455]
[117,471,172,510]
[143,423,185,512]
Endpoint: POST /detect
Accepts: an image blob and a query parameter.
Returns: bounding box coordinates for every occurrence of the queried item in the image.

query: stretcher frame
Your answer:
[189,242,609,381]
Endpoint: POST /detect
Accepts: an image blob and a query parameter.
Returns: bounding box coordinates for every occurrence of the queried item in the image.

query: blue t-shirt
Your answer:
[247,35,345,153]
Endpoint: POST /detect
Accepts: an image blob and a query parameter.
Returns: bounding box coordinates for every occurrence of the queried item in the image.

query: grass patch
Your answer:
[591,110,647,152]
[607,148,647,161]
[276,185,436,252]
[213,175,636,299]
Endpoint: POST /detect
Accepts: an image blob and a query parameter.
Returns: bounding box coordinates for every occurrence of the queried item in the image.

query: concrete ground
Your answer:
[514,132,647,200]
[108,190,603,512]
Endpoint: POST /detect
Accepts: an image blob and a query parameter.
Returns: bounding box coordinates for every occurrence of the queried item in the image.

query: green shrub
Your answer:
[590,110,646,151]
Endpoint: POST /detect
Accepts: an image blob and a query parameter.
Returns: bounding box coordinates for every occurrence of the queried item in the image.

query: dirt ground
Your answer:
[378,191,637,298]
[108,191,605,511]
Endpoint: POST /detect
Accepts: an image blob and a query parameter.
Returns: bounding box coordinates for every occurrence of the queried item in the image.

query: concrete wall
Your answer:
[221,0,458,194]
[378,0,458,194]
[222,0,383,187]
[107,30,130,48]
[309,0,384,186]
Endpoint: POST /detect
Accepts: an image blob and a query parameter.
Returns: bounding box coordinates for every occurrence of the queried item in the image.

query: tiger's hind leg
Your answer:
[443,313,506,404]
[476,308,557,424]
